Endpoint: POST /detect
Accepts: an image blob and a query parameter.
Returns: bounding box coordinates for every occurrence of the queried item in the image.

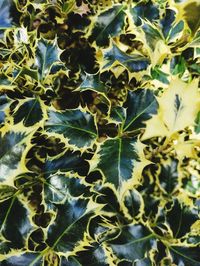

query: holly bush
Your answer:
[0,0,200,265]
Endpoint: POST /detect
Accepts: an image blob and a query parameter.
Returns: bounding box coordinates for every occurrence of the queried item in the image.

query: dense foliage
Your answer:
[0,0,200,265]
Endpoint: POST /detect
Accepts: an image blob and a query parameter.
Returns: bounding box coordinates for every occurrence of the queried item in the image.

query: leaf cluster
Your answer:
[0,0,200,265]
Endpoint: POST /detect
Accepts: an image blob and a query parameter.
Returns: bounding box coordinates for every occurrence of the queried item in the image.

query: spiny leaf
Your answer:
[47,198,94,253]
[142,77,200,139]
[123,89,158,132]
[90,5,125,46]
[131,2,159,26]
[13,98,43,127]
[78,73,106,93]
[97,138,140,188]
[101,43,149,73]
[45,109,97,148]
[43,150,88,177]
[35,39,62,81]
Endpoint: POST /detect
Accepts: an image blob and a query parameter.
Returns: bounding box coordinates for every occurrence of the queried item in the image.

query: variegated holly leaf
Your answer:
[165,199,199,239]
[97,138,140,188]
[43,150,89,177]
[78,73,106,94]
[44,174,90,209]
[35,38,63,81]
[122,189,143,219]
[131,1,159,26]
[45,109,97,148]
[142,78,200,139]
[156,159,178,195]
[47,197,94,253]
[101,43,149,73]
[169,246,200,266]
[0,132,27,182]
[151,66,170,85]
[0,196,32,252]
[160,9,185,43]
[122,89,158,133]
[13,98,43,127]
[0,251,70,265]
[74,242,112,266]
[90,5,125,46]
[108,224,156,263]
[195,111,200,133]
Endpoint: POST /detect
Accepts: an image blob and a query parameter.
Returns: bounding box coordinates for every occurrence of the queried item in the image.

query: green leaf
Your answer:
[123,89,158,132]
[170,56,186,76]
[0,132,27,182]
[43,150,88,177]
[151,67,169,84]
[165,200,199,238]
[123,189,143,219]
[13,98,43,127]
[0,197,32,251]
[157,159,178,195]
[78,73,106,93]
[102,44,149,73]
[167,20,184,42]
[0,95,9,125]
[169,246,200,266]
[0,185,17,201]
[47,198,94,253]
[195,111,200,133]
[160,9,176,39]
[97,138,140,188]
[90,5,125,46]
[0,0,13,29]
[44,174,90,208]
[142,22,163,49]
[131,2,159,26]
[1,253,43,266]
[108,224,155,262]
[35,39,61,80]
[75,243,110,266]
[45,109,97,148]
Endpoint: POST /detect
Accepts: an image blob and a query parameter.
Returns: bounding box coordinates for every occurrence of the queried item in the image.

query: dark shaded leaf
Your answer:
[44,150,89,177]
[169,246,200,266]
[13,98,43,127]
[165,200,199,238]
[45,109,97,148]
